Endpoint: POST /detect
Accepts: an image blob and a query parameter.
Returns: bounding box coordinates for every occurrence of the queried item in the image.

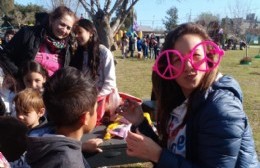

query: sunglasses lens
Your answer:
[192,42,223,71]
[154,50,182,79]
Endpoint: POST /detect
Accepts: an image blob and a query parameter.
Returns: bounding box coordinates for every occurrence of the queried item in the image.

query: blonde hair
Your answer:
[14,88,44,114]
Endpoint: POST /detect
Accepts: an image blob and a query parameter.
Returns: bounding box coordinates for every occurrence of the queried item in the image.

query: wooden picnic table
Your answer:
[81,125,146,167]
[81,100,156,167]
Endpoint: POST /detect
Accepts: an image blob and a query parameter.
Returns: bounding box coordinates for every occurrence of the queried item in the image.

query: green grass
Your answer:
[113,47,260,156]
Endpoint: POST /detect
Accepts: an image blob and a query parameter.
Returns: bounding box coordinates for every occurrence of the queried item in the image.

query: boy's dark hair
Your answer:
[4,29,16,37]
[0,116,28,162]
[43,67,97,126]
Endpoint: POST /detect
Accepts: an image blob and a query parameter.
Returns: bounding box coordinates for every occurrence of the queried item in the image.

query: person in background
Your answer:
[21,61,48,92]
[71,19,117,126]
[136,37,143,58]
[0,6,77,79]
[128,34,136,58]
[121,33,129,59]
[117,23,259,167]
[142,37,149,59]
[26,67,98,168]
[1,29,16,50]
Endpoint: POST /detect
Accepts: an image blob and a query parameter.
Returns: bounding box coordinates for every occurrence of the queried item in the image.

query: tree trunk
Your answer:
[78,0,140,49]
[93,11,113,49]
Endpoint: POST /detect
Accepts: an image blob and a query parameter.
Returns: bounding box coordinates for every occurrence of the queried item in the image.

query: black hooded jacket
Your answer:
[0,25,73,77]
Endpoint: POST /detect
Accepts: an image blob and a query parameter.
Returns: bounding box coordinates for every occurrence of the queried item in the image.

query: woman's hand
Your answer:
[125,129,162,163]
[116,99,144,126]
[82,138,103,153]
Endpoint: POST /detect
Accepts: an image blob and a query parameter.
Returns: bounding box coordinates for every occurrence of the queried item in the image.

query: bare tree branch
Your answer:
[109,0,124,16]
[111,0,139,33]
[104,0,111,13]
[95,0,101,9]
[78,0,140,48]
[78,0,95,15]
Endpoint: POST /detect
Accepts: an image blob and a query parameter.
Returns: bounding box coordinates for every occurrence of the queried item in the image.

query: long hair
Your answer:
[153,23,219,146]
[75,19,100,80]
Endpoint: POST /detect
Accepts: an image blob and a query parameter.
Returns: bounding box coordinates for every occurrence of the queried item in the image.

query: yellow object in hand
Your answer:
[143,112,152,125]
[104,122,119,140]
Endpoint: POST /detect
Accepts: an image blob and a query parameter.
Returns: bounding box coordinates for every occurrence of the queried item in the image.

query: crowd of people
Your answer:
[0,5,115,168]
[120,32,162,59]
[0,5,259,168]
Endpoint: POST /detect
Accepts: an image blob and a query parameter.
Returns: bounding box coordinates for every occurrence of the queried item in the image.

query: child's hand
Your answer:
[125,129,162,163]
[116,99,144,126]
[82,138,103,153]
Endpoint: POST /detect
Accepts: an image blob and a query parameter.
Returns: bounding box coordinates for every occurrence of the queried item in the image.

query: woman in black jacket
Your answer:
[0,6,77,82]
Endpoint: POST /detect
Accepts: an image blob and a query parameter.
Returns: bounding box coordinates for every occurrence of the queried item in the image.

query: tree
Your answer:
[227,0,253,39]
[162,6,178,31]
[0,0,14,16]
[1,1,45,28]
[0,0,14,28]
[10,4,46,27]
[42,0,81,13]
[78,0,140,49]
[195,12,219,27]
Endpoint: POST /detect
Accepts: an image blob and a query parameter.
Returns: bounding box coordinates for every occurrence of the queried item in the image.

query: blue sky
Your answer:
[15,0,260,28]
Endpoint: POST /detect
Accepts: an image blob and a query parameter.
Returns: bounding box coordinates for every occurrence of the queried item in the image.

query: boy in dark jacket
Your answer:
[26,67,98,168]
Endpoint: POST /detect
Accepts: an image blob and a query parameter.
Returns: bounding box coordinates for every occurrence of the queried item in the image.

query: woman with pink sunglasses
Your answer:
[117,23,259,167]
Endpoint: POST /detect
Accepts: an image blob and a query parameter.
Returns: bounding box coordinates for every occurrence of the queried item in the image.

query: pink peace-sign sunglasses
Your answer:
[152,40,224,80]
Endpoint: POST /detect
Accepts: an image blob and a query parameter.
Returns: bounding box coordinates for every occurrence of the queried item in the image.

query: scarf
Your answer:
[44,35,68,54]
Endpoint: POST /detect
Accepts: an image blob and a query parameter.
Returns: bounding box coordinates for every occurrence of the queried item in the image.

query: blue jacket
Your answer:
[139,75,259,168]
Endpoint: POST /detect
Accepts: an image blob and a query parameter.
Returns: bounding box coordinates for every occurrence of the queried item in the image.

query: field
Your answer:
[111,47,260,167]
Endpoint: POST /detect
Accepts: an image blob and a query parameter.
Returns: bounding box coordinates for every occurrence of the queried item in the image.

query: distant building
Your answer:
[223,13,260,44]
[138,25,166,38]
[240,13,260,44]
[245,28,260,44]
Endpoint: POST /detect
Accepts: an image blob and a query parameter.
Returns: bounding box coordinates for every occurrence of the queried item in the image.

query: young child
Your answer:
[71,19,117,125]
[21,60,48,92]
[26,67,98,168]
[0,116,28,164]
[14,88,47,130]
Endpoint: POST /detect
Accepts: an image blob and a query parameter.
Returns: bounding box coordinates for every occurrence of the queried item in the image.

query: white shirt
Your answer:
[167,99,188,157]
[82,44,117,96]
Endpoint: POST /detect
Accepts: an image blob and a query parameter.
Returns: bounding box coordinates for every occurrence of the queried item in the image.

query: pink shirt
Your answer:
[35,44,63,76]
